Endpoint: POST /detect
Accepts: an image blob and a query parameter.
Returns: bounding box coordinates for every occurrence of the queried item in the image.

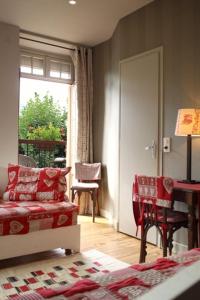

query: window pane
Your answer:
[33,57,44,69]
[61,63,71,80]
[33,68,44,75]
[61,72,71,79]
[61,63,71,73]
[21,55,32,68]
[32,57,44,76]
[21,66,31,74]
[50,60,60,72]
[50,71,60,78]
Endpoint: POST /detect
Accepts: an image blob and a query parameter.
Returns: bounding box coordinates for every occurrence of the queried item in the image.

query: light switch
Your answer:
[163,137,170,152]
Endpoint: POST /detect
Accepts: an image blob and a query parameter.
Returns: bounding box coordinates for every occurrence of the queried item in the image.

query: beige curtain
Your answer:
[67,47,94,214]
[76,47,93,163]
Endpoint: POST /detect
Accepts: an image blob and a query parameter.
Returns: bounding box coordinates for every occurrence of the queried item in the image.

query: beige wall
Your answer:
[93,0,200,228]
[0,22,19,193]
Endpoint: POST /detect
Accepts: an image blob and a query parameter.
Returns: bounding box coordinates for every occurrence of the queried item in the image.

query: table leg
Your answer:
[188,202,196,249]
[198,195,200,247]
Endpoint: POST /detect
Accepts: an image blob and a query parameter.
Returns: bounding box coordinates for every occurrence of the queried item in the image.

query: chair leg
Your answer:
[96,189,100,216]
[71,189,75,202]
[91,189,97,223]
[71,189,81,206]
[168,227,174,256]
[194,220,198,247]
[77,191,81,207]
[162,226,168,257]
[139,223,148,263]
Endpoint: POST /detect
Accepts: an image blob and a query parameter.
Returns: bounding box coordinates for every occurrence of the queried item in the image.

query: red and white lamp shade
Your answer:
[175,108,200,183]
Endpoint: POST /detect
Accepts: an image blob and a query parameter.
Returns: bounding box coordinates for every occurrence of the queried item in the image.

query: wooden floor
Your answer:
[0,216,162,269]
[80,215,162,264]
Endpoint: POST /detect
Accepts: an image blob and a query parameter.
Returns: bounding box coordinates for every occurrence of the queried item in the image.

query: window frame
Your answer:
[20,48,74,84]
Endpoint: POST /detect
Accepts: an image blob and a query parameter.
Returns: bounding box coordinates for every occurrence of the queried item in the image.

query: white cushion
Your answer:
[71,182,99,189]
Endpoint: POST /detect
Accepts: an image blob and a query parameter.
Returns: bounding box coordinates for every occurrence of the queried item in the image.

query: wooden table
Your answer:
[173,181,200,249]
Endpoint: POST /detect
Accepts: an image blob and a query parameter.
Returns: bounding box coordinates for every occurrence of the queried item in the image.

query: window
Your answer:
[47,58,72,80]
[20,53,44,75]
[20,50,74,84]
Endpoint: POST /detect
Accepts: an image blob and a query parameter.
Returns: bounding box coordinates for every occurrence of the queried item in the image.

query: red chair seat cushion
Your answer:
[157,210,188,223]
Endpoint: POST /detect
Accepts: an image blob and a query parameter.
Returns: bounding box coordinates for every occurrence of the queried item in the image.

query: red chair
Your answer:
[133,175,188,263]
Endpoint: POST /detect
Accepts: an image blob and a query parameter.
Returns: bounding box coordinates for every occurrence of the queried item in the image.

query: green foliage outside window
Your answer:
[27,123,61,140]
[19,92,67,167]
[19,92,67,140]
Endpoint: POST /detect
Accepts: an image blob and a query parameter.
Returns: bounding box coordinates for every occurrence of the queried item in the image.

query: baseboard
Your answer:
[172,241,188,254]
[100,209,118,229]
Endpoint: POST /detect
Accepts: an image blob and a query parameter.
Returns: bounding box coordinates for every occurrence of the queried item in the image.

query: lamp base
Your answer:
[177,179,200,184]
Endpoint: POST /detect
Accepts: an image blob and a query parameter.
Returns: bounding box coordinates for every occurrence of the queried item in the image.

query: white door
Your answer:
[119,49,163,243]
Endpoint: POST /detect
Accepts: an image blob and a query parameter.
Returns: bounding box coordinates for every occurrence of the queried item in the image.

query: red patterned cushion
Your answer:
[36,167,70,201]
[6,164,20,190]
[3,164,71,202]
[4,164,40,201]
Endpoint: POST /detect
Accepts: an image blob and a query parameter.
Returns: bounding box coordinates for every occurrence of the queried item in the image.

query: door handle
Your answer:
[145,140,156,159]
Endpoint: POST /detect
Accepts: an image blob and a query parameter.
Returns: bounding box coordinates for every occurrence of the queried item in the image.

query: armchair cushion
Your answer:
[3,164,71,202]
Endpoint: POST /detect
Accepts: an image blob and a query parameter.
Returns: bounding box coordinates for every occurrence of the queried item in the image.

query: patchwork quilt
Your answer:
[0,201,78,236]
[13,248,200,300]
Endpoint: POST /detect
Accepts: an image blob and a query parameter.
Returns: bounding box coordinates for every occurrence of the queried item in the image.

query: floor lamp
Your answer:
[175,108,200,184]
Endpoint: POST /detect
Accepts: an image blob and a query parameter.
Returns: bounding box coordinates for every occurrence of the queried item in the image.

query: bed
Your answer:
[0,165,80,260]
[13,248,200,300]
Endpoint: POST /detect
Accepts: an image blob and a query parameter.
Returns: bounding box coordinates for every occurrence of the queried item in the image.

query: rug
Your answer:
[0,250,129,299]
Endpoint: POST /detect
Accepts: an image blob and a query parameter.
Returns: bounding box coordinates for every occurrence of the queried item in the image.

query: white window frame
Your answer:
[20,48,74,84]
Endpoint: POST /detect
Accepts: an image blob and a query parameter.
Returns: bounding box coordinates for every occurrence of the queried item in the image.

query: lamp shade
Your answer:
[175,108,200,136]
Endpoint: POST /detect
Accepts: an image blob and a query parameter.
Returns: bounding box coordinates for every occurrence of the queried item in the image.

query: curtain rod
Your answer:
[20,36,77,52]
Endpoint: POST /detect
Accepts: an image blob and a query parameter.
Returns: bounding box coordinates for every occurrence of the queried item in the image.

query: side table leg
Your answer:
[198,196,200,247]
[188,203,196,249]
